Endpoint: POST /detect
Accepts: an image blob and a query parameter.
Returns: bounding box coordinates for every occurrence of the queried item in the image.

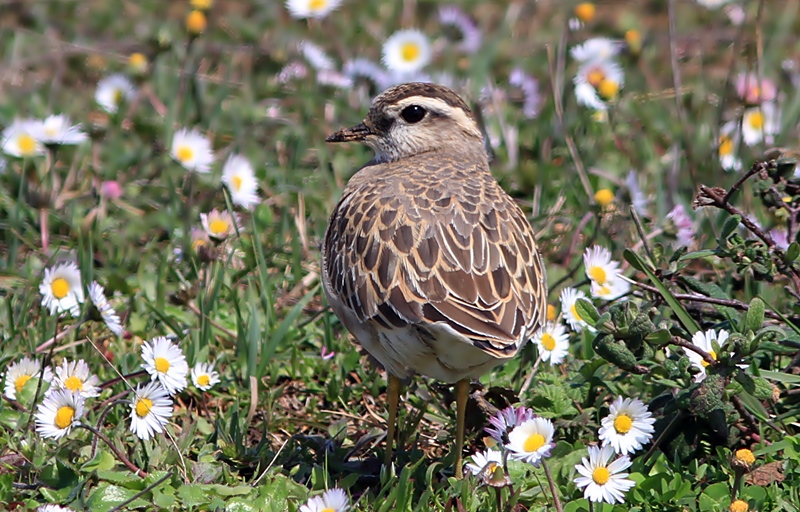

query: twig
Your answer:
[630,206,656,267]
[76,423,147,478]
[541,459,564,512]
[731,395,760,437]
[668,336,717,367]
[644,411,685,464]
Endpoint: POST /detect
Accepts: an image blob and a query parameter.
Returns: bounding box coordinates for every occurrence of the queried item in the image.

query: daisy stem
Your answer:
[518,354,542,396]
[35,321,82,353]
[25,318,58,432]
[76,423,148,478]
[541,459,563,512]
[91,399,130,459]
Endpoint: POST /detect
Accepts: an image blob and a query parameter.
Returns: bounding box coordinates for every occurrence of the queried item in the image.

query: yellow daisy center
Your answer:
[128,52,147,69]
[51,277,71,299]
[702,350,717,367]
[309,0,328,11]
[523,433,545,452]
[113,88,124,105]
[729,500,749,512]
[570,303,582,321]
[749,85,761,99]
[589,266,607,284]
[592,467,610,485]
[400,42,421,63]
[55,406,75,429]
[192,239,207,251]
[186,10,207,34]
[597,79,619,100]
[64,376,84,392]
[191,0,213,10]
[747,111,764,130]
[546,304,556,322]
[44,126,58,137]
[15,375,32,394]
[574,2,596,22]
[231,175,243,191]
[17,133,37,155]
[614,414,633,434]
[587,68,605,87]
[541,333,556,351]
[176,146,194,163]
[735,448,755,464]
[719,135,734,157]
[197,374,210,387]
[625,29,641,46]
[209,219,229,235]
[155,357,171,373]
[320,509,335,512]
[135,397,153,418]
[594,189,614,207]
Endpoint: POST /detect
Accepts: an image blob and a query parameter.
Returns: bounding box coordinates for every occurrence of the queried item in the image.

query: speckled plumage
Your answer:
[322,83,547,384]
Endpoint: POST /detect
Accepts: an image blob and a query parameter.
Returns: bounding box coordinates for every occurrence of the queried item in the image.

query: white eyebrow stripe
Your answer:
[391,96,481,138]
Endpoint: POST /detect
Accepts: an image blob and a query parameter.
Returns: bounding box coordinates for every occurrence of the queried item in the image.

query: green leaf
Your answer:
[787,242,800,261]
[645,329,671,346]
[624,249,700,334]
[744,297,765,333]
[720,214,742,241]
[678,249,717,262]
[80,450,117,473]
[760,369,800,385]
[575,298,600,326]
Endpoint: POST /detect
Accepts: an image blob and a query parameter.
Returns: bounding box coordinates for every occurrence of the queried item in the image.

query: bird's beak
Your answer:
[326,122,373,143]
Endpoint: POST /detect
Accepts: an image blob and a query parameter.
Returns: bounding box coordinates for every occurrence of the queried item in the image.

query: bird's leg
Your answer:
[454,378,470,479]
[384,373,402,472]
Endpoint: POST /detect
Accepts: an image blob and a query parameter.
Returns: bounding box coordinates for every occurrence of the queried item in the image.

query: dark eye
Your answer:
[400,105,426,124]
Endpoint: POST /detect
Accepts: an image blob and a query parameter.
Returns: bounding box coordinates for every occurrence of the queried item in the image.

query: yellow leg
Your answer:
[384,374,402,471]
[454,379,470,479]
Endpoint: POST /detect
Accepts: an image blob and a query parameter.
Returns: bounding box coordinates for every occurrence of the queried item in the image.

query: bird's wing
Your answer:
[323,168,547,359]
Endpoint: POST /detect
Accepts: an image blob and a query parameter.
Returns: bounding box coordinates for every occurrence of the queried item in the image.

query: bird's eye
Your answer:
[400,105,426,124]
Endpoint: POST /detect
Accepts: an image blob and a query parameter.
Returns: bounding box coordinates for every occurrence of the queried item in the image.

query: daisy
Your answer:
[95,74,137,114]
[666,204,695,248]
[88,281,123,336]
[598,396,655,455]
[735,73,777,104]
[382,30,432,75]
[51,359,100,398]
[141,336,189,395]
[316,69,355,89]
[591,277,630,301]
[695,0,732,8]
[299,488,350,512]
[574,445,635,504]
[344,58,393,90]
[485,405,535,444]
[191,362,220,391]
[38,506,76,512]
[718,123,742,172]
[560,287,594,333]
[191,227,211,253]
[37,115,88,146]
[129,381,173,440]
[285,0,342,19]
[625,170,649,215]
[570,37,622,63]
[299,41,335,71]
[574,59,624,110]
[1,118,45,158]
[277,61,309,83]
[171,128,214,173]
[509,68,541,119]
[221,154,260,210]
[35,388,85,440]
[465,448,503,475]
[505,417,556,467]
[438,5,482,54]
[741,102,779,146]
[39,262,85,317]
[3,357,53,400]
[769,228,790,251]
[533,322,570,364]
[686,329,731,381]
[201,209,239,241]
[584,245,622,288]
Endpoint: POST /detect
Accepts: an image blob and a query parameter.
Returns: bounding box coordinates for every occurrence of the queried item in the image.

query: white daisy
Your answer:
[695,0,732,8]
[574,59,624,110]
[533,322,570,364]
[570,37,623,63]
[590,276,631,301]
[584,246,622,288]
[574,82,607,111]
[299,488,350,512]
[170,128,214,173]
[95,74,137,114]
[37,115,88,146]
[35,388,84,440]
[1,118,45,158]
[343,58,393,89]
[191,362,220,391]
[509,68,541,119]
[141,336,189,395]
[88,281,123,336]
[51,359,100,398]
[316,69,355,89]
[299,41,335,71]
[485,405,535,443]
[465,448,504,475]
[741,102,779,146]
[686,328,730,382]
[666,204,695,248]
[38,506,76,512]
[39,262,84,318]
[505,417,556,467]
[598,396,655,455]
[285,0,342,19]
[719,122,742,172]
[574,445,635,504]
[382,30,432,74]
[222,154,260,210]
[626,170,649,215]
[129,381,173,440]
[3,357,53,400]
[437,5,482,54]
[200,209,239,240]
[560,287,594,333]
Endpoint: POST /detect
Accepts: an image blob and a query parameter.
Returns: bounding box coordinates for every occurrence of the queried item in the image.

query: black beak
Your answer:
[326,122,373,143]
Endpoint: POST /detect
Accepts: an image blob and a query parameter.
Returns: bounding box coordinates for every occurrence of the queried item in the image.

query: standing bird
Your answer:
[322,82,547,478]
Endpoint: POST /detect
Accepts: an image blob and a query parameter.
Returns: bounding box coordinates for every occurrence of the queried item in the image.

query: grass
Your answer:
[3,0,800,510]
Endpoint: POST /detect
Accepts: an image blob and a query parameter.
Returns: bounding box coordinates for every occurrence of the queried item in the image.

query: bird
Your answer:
[321,82,547,478]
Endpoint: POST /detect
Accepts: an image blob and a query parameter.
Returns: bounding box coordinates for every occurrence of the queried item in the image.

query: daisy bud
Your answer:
[186,10,207,36]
